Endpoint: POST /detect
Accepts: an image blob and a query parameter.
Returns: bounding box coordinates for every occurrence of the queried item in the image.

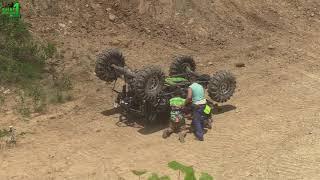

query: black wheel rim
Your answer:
[181,63,192,72]
[219,82,230,95]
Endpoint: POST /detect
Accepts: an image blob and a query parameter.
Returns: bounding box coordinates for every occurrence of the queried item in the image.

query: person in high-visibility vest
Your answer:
[185,75,212,141]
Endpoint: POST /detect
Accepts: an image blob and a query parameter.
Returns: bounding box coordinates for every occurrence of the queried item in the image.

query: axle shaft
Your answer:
[111,64,136,78]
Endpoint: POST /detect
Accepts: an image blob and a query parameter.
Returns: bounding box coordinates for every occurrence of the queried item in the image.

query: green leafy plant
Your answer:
[168,161,196,180]
[199,173,213,180]
[148,173,171,180]
[132,161,213,180]
[132,170,147,180]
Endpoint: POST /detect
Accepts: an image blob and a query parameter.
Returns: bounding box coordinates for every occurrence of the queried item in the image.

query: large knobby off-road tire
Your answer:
[95,49,125,82]
[133,66,165,101]
[169,56,196,77]
[208,70,236,103]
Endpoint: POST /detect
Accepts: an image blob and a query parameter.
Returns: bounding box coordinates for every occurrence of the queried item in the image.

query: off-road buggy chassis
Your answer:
[95,49,236,125]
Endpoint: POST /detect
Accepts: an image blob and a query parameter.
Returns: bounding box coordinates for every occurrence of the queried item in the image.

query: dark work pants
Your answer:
[191,104,206,141]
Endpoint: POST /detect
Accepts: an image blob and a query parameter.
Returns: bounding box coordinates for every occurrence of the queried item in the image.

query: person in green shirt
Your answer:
[162,97,188,143]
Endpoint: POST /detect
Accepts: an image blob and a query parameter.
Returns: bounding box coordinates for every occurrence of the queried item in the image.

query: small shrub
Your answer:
[27,85,47,113]
[0,93,5,111]
[56,91,64,103]
[0,128,10,138]
[49,87,72,104]
[44,42,57,59]
[15,90,31,118]
[53,73,73,91]
[49,73,73,104]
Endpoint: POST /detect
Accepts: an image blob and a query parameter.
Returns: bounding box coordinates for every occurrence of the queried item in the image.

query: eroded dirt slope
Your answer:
[1,0,320,179]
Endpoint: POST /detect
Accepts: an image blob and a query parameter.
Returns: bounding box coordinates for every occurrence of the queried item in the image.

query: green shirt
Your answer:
[189,82,205,104]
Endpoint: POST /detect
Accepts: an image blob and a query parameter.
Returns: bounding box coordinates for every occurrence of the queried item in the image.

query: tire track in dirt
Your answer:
[254,54,320,179]
[265,136,320,179]
[208,47,320,178]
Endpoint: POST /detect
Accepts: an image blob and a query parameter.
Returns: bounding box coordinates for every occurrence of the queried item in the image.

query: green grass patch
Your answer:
[15,90,31,118]
[0,13,59,86]
[49,73,73,104]
[0,14,73,118]
[0,128,10,138]
[27,84,47,113]
[0,93,5,111]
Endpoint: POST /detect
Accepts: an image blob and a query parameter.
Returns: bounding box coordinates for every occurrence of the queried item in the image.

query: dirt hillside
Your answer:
[1,0,320,179]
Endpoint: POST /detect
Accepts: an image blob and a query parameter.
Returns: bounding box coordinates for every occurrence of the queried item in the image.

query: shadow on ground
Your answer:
[101,104,236,135]
[101,107,122,116]
[212,104,237,115]
[137,120,168,135]
[101,108,169,134]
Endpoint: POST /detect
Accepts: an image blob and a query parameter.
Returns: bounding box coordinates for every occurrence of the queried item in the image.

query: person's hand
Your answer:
[175,117,180,123]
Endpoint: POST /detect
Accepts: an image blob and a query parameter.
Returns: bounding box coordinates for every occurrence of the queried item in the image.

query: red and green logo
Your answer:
[0,1,21,18]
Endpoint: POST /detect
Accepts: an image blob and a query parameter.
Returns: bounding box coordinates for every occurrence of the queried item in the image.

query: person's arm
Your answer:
[185,87,192,106]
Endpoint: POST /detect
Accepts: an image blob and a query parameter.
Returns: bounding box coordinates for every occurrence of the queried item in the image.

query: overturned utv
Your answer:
[95,49,236,125]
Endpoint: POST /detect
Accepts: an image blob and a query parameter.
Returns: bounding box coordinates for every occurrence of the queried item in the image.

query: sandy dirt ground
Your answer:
[1,0,320,179]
